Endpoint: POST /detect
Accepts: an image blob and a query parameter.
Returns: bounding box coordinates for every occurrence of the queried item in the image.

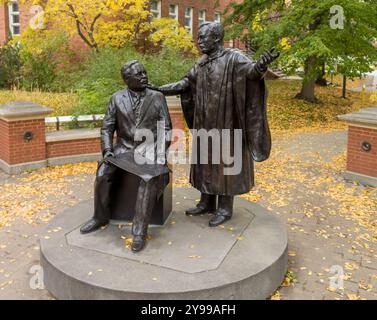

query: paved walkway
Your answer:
[267,131,377,300]
[0,130,376,300]
[350,73,377,93]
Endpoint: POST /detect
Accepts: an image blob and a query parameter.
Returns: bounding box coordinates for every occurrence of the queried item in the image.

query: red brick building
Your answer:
[0,0,241,46]
[0,0,32,44]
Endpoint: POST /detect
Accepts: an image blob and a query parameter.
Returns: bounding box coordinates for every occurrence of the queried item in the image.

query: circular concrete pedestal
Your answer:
[40,188,288,300]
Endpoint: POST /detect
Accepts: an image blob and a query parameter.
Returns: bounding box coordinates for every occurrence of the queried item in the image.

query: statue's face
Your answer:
[125,63,148,91]
[198,25,219,55]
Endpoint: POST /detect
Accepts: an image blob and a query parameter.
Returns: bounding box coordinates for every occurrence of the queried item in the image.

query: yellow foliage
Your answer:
[0,162,97,227]
[251,13,263,32]
[94,0,152,48]
[15,0,196,52]
[148,18,198,55]
[370,92,377,103]
[9,27,67,56]
[0,89,78,116]
[280,37,290,50]
[266,80,369,130]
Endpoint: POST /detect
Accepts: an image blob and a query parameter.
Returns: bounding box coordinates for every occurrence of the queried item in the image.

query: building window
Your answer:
[199,9,206,26]
[184,7,193,34]
[169,4,178,20]
[8,0,21,36]
[215,12,221,23]
[150,0,161,19]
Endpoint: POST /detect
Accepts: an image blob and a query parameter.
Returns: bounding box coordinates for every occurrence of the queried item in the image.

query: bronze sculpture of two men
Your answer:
[80,22,279,252]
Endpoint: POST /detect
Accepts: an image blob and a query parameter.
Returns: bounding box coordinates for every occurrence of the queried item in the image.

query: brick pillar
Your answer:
[338,107,377,187]
[0,101,53,174]
[166,96,185,131]
[166,96,186,153]
[0,4,8,45]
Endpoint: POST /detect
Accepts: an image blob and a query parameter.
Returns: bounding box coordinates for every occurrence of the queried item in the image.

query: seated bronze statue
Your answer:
[80,60,172,253]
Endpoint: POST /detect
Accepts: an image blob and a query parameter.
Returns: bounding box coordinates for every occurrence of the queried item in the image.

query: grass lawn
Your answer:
[0,89,78,116]
[0,80,373,130]
[267,80,372,131]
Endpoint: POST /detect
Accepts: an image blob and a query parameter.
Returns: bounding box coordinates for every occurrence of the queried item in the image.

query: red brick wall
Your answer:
[161,0,219,43]
[0,4,7,44]
[0,119,10,163]
[347,126,377,178]
[170,111,185,131]
[46,138,101,158]
[0,111,186,171]
[19,4,32,33]
[46,111,185,159]
[0,3,31,45]
[219,0,246,49]
[0,119,47,165]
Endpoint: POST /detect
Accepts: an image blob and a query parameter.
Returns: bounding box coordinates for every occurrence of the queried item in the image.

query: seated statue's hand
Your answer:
[104,150,115,159]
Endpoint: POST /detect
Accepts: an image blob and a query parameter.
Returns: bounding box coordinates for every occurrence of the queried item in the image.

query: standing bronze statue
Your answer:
[157,22,279,227]
[80,60,172,252]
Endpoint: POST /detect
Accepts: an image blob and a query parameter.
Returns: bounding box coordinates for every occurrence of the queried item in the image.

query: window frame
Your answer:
[169,4,179,21]
[8,0,21,36]
[198,9,206,26]
[184,7,193,34]
[150,0,162,19]
[214,12,221,23]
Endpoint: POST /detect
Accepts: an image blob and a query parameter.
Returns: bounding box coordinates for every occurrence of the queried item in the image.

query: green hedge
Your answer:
[0,44,21,88]
[73,46,196,115]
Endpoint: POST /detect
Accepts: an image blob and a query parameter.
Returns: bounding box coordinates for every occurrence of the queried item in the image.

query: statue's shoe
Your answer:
[80,219,108,234]
[131,235,147,253]
[209,214,231,228]
[185,206,216,216]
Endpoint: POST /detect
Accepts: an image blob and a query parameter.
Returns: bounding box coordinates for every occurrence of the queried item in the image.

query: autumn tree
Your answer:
[148,18,198,54]
[5,0,197,54]
[225,0,377,103]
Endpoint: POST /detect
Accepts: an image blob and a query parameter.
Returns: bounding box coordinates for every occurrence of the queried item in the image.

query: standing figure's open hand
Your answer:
[256,47,281,72]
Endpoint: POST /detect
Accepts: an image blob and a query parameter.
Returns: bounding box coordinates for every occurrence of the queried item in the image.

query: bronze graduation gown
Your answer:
[181,49,271,196]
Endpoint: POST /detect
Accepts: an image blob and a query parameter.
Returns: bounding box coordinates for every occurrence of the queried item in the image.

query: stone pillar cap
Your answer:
[0,101,53,121]
[166,96,181,111]
[338,107,377,127]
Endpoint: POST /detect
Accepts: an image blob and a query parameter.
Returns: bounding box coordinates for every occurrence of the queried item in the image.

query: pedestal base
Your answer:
[40,188,288,300]
[344,171,377,188]
[111,171,172,226]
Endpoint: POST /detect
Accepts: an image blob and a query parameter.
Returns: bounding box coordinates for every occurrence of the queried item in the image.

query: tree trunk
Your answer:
[295,56,319,103]
[342,75,347,99]
[316,63,327,86]
[296,79,317,102]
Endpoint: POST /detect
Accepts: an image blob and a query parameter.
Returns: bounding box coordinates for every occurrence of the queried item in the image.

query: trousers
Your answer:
[197,193,234,217]
[93,161,159,236]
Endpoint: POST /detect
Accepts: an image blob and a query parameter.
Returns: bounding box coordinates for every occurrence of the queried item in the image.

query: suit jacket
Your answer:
[101,88,172,164]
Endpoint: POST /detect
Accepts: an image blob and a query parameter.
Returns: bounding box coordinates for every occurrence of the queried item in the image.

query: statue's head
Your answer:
[121,60,148,92]
[198,22,224,55]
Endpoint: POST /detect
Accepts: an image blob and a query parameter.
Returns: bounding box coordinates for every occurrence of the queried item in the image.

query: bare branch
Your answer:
[90,13,101,32]
[66,3,99,51]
